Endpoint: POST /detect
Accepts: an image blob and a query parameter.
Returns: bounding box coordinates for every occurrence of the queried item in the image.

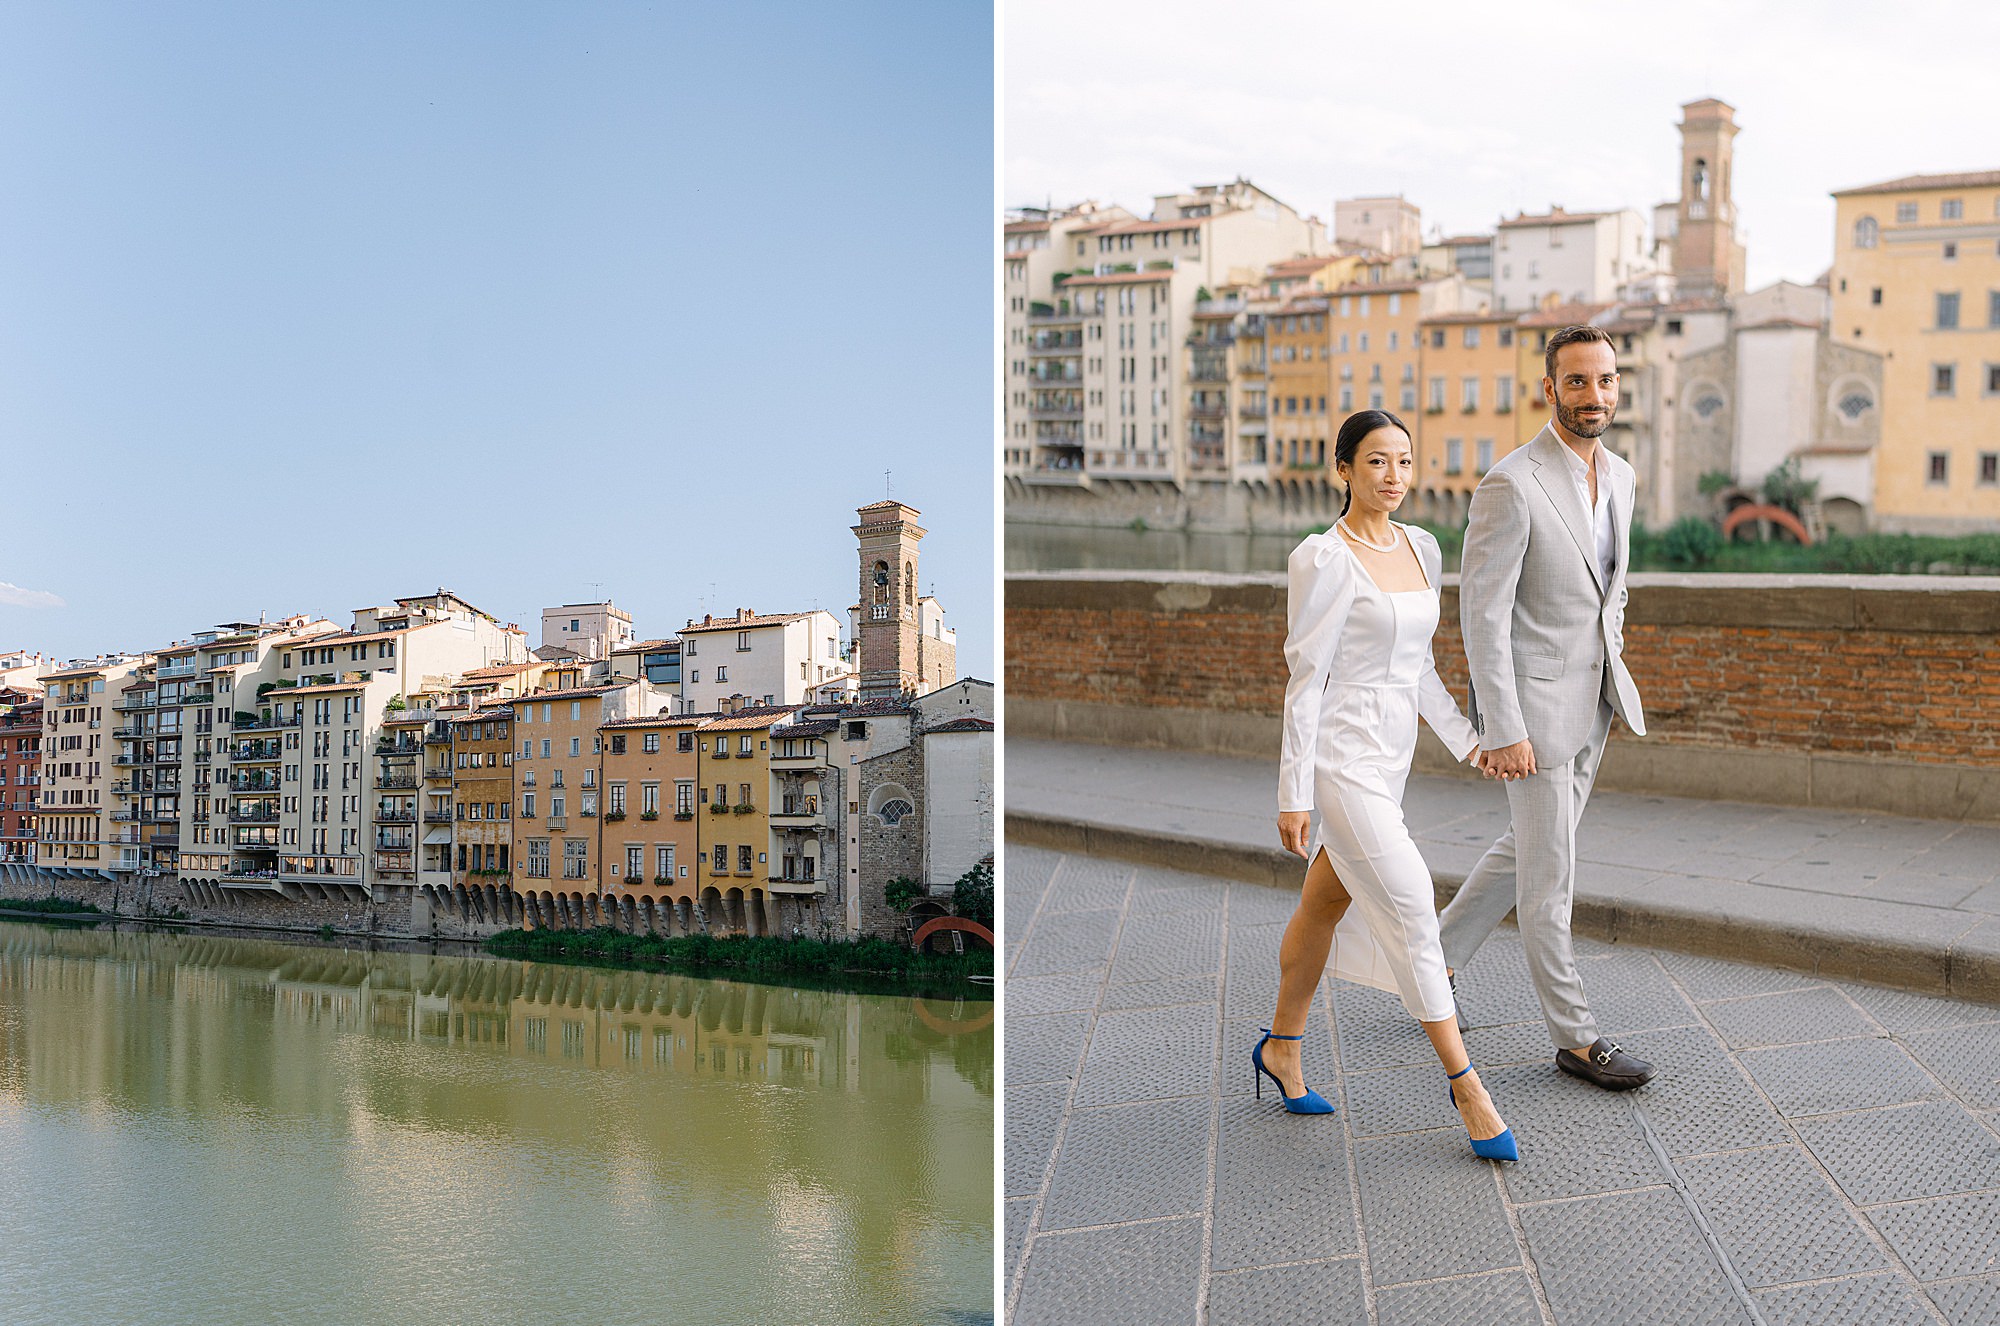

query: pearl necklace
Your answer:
[1337,517,1399,553]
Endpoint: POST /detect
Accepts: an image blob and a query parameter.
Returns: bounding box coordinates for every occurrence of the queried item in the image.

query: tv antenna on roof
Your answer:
[884,468,893,500]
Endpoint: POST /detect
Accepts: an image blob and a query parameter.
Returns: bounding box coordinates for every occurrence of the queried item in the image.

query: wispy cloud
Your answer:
[0,582,65,610]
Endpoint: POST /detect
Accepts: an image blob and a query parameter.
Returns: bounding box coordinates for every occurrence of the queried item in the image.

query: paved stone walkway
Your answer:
[1003,844,2000,1326]
[1005,739,2000,1001]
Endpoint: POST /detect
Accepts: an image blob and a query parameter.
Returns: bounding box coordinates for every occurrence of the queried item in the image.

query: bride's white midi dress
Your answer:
[1278,525,1480,1023]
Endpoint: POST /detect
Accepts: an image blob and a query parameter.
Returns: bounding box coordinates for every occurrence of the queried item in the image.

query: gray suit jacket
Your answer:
[1461,425,1646,767]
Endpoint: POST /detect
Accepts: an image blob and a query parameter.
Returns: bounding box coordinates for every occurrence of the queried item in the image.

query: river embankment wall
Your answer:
[1007,571,2000,821]
[0,869,509,941]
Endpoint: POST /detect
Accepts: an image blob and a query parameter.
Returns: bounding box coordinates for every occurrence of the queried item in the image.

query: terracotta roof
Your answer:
[1058,271,1176,287]
[598,713,704,729]
[925,717,995,734]
[782,720,839,738]
[1326,280,1421,297]
[1737,317,1825,332]
[1003,219,1053,234]
[449,708,512,723]
[1833,170,2000,197]
[1517,302,1615,329]
[1498,208,1617,228]
[286,681,366,695]
[612,639,676,653]
[460,663,535,679]
[1093,219,1202,235]
[696,708,800,732]
[1267,255,1340,274]
[1419,309,1511,325]
[680,611,822,633]
[1436,234,1492,246]
[840,698,914,717]
[504,683,634,704]
[40,663,123,680]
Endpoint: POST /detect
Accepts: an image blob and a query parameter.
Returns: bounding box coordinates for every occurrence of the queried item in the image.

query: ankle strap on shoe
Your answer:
[1447,1064,1475,1079]
[1259,1028,1306,1041]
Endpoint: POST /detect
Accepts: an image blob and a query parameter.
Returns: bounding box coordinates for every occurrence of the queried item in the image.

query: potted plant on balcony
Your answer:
[732,804,754,815]
[674,811,694,821]
[708,803,728,815]
[604,809,625,822]
[640,810,659,821]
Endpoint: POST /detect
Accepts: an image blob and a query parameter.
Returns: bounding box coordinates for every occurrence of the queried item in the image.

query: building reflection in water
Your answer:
[0,921,993,1326]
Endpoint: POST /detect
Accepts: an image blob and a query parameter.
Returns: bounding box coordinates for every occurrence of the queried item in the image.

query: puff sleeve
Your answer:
[1409,529,1480,761]
[1278,534,1355,813]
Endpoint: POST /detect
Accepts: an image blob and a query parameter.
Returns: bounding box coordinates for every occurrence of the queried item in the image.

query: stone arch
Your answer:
[723,887,746,935]
[1825,373,1878,429]
[1821,496,1867,537]
[1685,378,1729,424]
[867,782,915,828]
[1721,502,1812,545]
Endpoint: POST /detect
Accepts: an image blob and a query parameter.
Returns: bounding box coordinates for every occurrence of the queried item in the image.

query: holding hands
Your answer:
[1277,810,1312,859]
[1475,739,1537,781]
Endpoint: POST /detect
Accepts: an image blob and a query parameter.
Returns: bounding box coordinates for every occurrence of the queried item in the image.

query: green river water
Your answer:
[0,920,993,1325]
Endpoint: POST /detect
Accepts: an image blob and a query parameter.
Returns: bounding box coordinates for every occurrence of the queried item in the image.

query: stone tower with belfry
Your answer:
[1673,97,1748,301]
[852,499,956,699]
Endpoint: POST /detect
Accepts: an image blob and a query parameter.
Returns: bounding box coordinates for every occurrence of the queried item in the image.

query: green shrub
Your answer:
[952,860,994,928]
[883,877,926,913]
[1659,516,1723,567]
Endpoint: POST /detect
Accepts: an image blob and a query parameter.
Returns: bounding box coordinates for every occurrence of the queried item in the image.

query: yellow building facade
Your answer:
[695,710,783,936]
[1830,170,2000,531]
[1416,309,1521,521]
[597,712,704,934]
[1266,296,1332,475]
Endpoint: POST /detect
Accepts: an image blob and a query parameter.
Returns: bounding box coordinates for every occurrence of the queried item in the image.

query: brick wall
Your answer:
[1008,571,2000,818]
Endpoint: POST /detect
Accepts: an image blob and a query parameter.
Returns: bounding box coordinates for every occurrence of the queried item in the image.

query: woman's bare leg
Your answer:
[1421,1016,1508,1140]
[1262,848,1350,1096]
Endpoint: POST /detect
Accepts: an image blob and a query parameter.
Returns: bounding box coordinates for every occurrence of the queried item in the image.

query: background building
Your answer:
[540,601,635,661]
[1830,169,2000,533]
[679,609,845,714]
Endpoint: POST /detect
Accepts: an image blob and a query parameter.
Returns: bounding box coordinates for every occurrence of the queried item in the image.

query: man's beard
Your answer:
[1556,398,1613,439]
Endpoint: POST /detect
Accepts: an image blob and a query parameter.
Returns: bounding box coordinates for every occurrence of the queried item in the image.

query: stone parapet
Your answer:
[1006,571,2000,820]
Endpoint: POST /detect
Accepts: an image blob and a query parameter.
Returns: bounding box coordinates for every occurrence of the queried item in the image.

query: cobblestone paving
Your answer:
[1003,846,2000,1326]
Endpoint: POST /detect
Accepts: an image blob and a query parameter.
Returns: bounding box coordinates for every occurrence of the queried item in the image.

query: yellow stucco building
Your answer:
[1830,170,2000,532]
[1416,309,1521,523]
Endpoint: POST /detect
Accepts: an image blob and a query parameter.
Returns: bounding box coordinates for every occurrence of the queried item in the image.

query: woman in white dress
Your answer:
[1251,410,1517,1161]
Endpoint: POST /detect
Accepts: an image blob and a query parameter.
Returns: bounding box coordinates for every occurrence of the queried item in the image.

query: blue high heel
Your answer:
[1447,1064,1519,1161]
[1251,1029,1335,1115]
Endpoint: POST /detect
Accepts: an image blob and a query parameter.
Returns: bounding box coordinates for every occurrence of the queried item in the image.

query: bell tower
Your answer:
[853,500,925,698]
[1674,97,1748,301]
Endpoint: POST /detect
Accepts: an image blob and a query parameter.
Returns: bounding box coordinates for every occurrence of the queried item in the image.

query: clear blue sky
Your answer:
[0,2,994,676]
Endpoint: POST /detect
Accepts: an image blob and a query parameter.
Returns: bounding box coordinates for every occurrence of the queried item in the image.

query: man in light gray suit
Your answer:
[1440,324,1656,1090]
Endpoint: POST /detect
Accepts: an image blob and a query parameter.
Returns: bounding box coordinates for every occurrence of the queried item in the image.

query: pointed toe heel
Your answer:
[1251,1029,1335,1116]
[1447,1063,1517,1161]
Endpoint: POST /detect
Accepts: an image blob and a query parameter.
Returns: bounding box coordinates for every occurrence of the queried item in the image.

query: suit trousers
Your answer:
[1438,701,1615,1050]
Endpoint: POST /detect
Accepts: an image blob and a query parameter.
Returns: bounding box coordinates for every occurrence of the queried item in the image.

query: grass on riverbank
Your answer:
[1314,522,2000,575]
[0,897,102,916]
[484,928,993,993]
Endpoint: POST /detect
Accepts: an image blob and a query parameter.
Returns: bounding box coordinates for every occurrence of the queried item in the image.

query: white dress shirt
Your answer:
[1558,433,1615,587]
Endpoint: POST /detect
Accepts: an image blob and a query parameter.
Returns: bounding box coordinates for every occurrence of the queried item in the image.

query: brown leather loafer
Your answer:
[1556,1038,1656,1090]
